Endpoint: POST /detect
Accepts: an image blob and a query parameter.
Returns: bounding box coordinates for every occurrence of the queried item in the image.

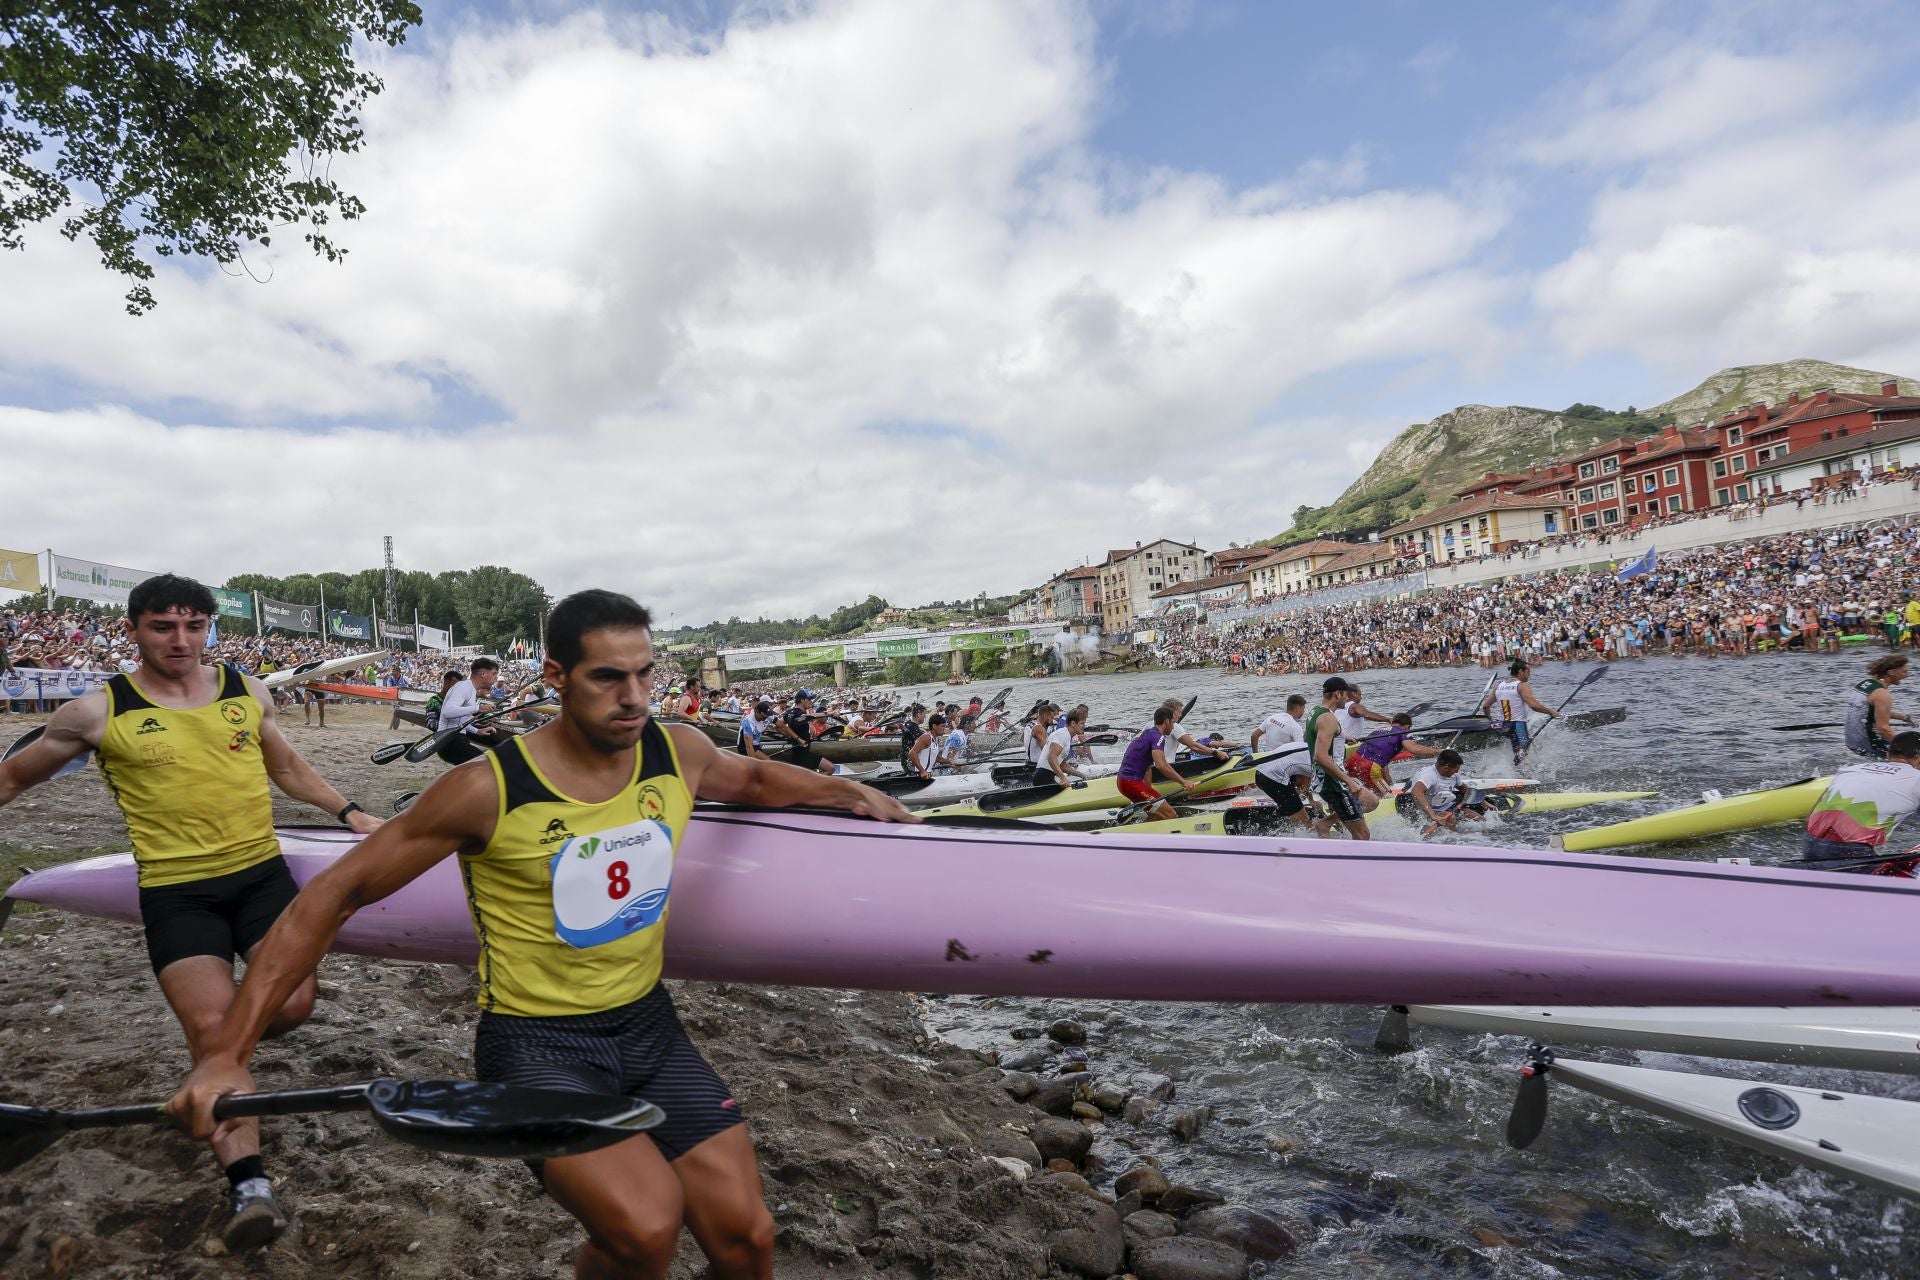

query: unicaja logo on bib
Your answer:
[549,819,674,949]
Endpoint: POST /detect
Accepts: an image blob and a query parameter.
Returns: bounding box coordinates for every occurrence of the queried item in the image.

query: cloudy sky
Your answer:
[5,0,1920,625]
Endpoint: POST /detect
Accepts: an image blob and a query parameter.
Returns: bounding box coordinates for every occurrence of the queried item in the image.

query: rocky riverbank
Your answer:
[1,705,1295,1278]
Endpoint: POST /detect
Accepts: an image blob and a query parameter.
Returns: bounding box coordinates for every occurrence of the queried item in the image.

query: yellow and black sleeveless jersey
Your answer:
[96,665,279,888]
[462,719,694,1018]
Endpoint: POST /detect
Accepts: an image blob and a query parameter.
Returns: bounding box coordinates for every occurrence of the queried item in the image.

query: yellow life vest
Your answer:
[461,719,692,1017]
[96,665,279,888]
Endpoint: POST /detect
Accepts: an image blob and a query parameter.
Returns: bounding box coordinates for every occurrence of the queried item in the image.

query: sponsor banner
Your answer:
[0,547,40,593]
[417,623,451,651]
[379,619,417,642]
[50,554,158,606]
[914,635,952,656]
[327,610,374,641]
[783,643,844,666]
[721,647,784,672]
[212,588,253,621]
[952,628,1029,651]
[874,637,920,658]
[1200,583,1247,606]
[0,666,115,702]
[841,639,878,662]
[260,597,322,633]
[449,644,484,659]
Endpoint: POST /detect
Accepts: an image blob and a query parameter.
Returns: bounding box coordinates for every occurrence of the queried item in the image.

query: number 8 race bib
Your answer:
[549,819,674,949]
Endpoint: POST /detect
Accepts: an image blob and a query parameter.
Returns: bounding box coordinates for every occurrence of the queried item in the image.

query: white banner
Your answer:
[1,666,116,702]
[50,554,159,606]
[916,634,953,656]
[417,624,451,650]
[722,647,785,672]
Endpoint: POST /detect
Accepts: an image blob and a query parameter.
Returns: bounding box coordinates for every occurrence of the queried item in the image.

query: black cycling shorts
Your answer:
[1253,771,1305,816]
[475,983,744,1171]
[1317,775,1364,824]
[137,855,299,975]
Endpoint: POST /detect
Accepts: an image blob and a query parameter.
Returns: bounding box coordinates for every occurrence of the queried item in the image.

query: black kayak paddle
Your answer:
[1515,666,1608,766]
[0,1078,661,1174]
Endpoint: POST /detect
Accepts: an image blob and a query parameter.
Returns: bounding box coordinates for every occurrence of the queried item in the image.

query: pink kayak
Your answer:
[6,810,1919,1006]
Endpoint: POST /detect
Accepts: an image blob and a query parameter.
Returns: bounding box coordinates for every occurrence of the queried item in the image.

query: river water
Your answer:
[893,655,1918,1279]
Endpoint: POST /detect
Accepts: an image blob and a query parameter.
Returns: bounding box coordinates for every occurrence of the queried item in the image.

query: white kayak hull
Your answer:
[1415,1005,1920,1075]
[1546,1057,1920,1200]
[262,651,389,689]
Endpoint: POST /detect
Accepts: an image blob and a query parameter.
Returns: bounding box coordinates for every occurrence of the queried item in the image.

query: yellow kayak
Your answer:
[1556,778,1829,852]
[1102,790,1657,838]
[920,753,1256,823]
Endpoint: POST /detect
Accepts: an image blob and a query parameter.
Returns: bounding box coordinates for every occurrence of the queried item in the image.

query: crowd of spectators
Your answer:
[1154,518,1920,675]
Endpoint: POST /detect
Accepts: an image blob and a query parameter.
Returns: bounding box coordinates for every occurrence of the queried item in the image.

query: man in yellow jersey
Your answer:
[170,589,916,1280]
[0,574,382,1249]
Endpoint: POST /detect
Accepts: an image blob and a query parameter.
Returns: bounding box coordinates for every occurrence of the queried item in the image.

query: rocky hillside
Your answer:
[1275,358,1916,544]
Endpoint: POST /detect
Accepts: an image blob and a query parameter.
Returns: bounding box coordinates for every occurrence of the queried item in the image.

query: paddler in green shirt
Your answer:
[1885,604,1905,648]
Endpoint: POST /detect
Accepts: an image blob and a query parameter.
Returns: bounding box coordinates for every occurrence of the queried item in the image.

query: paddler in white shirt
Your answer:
[1478,658,1557,765]
[1405,749,1488,831]
[1043,706,1089,787]
[1249,694,1311,826]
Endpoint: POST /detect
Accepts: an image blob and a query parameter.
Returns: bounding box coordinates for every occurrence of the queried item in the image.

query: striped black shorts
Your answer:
[475,983,744,1167]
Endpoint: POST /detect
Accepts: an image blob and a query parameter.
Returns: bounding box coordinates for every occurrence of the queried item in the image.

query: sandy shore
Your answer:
[2,705,1274,1279]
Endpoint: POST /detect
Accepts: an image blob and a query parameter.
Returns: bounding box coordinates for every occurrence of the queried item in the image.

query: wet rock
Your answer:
[1138,1072,1176,1102]
[1124,1209,1179,1242]
[1070,1101,1103,1121]
[999,1070,1041,1100]
[1114,1165,1171,1204]
[1112,1190,1145,1219]
[1129,1236,1249,1280]
[1046,1195,1123,1277]
[1182,1205,1298,1261]
[1038,1171,1107,1203]
[1046,1158,1079,1174]
[1123,1096,1158,1125]
[1057,1056,1089,1075]
[1048,1018,1088,1044]
[978,1128,1043,1168]
[1159,1184,1227,1215]
[999,1046,1053,1073]
[1262,1130,1300,1154]
[932,1056,985,1077]
[1031,1117,1094,1166]
[1010,1025,1048,1040]
[1088,1081,1128,1112]
[1029,1073,1090,1117]
[1168,1104,1214,1142]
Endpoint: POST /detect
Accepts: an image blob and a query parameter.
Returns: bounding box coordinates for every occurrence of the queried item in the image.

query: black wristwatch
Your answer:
[336,802,365,824]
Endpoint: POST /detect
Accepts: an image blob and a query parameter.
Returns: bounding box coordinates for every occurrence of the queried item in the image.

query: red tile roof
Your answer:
[1383,493,1565,537]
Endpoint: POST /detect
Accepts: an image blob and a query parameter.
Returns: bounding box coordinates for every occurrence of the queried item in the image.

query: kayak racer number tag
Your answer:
[550,820,674,949]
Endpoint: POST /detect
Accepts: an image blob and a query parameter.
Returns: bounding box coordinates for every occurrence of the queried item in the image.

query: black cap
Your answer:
[1322,676,1354,695]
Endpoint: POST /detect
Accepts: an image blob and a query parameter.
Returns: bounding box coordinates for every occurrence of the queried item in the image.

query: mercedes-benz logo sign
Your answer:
[301,609,315,627]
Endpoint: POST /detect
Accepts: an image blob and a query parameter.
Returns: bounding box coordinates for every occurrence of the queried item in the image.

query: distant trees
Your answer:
[221,562,542,651]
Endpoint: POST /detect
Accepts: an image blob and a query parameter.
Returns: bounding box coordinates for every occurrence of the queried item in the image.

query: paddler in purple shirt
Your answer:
[1346,711,1443,795]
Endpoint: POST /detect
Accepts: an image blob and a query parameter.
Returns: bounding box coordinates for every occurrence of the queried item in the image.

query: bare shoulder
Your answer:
[47,688,110,746]
[664,720,717,761]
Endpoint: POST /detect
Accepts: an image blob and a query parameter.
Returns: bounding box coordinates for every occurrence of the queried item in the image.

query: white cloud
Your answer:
[0,0,1519,620]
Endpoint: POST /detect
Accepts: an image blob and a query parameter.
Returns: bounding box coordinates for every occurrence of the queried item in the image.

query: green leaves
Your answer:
[0,0,423,312]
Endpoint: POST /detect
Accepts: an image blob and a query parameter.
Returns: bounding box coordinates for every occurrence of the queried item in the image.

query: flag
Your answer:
[1615,546,1658,582]
[205,620,220,649]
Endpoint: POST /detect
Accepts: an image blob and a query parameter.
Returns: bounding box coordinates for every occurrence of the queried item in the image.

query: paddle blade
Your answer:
[1766,722,1840,732]
[366,1079,661,1160]
[1564,707,1628,730]
[0,1104,64,1173]
[404,731,454,764]
[1374,1006,1412,1055]
[370,741,412,765]
[393,791,420,816]
[1505,1051,1554,1149]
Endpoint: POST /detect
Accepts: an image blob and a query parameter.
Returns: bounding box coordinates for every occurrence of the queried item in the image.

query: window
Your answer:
[1599,482,1616,498]
[1715,487,1730,505]
[1579,463,1596,479]
[1663,467,1679,486]
[1642,475,1657,492]
[1602,458,1618,474]
[1731,456,1746,473]
[1713,459,1728,478]
[1578,487,1595,503]
[1543,514,1558,533]
[1562,490,1574,502]
[1623,477,1637,494]
[1727,427,1742,445]
[1581,514,1598,530]
[1735,483,1750,501]
[1626,503,1639,516]
[1667,495,1682,512]
[1602,508,1620,525]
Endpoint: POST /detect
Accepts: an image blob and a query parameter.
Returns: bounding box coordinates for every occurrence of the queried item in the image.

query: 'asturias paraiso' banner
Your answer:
[50,554,158,606]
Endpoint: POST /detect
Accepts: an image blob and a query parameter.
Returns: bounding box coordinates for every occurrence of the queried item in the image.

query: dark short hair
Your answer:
[1286,694,1306,710]
[128,574,215,623]
[1152,705,1175,727]
[1436,749,1464,768]
[546,590,652,672]
[1891,731,1920,760]
[470,657,499,674]
[929,713,948,727]
[441,670,462,688]
[1392,712,1414,727]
